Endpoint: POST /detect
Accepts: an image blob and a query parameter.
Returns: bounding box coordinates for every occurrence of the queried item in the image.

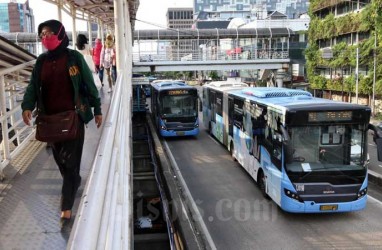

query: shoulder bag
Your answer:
[35,110,79,143]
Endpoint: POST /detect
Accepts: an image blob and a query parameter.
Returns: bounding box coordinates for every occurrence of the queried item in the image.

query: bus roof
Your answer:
[231,87,370,112]
[204,81,248,92]
[151,80,195,91]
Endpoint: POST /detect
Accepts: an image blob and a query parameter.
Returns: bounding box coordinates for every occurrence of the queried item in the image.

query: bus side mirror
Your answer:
[199,99,203,112]
[368,124,382,161]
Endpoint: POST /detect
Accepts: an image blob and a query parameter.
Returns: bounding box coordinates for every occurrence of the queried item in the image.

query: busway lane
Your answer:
[164,126,382,250]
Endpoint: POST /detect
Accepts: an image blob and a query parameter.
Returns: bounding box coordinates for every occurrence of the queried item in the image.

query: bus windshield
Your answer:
[160,94,197,117]
[285,124,366,172]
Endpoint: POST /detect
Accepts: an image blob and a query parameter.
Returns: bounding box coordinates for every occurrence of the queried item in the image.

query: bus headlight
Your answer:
[194,123,199,128]
[284,188,303,202]
[357,187,367,199]
[161,125,167,130]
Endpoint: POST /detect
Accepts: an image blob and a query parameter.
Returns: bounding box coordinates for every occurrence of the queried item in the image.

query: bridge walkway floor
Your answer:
[0,85,111,250]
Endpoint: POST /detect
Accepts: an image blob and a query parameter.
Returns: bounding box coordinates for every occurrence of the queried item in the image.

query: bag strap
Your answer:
[36,53,48,114]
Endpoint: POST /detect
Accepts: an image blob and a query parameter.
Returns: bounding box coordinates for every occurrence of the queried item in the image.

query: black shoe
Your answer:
[60,217,72,229]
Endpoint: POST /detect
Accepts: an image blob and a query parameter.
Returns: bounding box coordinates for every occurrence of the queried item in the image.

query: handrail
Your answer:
[0,60,36,177]
[68,51,132,250]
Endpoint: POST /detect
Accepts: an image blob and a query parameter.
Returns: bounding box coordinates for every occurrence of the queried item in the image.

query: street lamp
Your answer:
[355,47,359,104]
[372,30,377,116]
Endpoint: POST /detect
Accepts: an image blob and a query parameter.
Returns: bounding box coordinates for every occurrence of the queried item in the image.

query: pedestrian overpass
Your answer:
[1,27,293,73]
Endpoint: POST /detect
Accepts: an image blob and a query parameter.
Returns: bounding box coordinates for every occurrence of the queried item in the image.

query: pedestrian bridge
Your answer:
[1,27,294,72]
[0,1,295,248]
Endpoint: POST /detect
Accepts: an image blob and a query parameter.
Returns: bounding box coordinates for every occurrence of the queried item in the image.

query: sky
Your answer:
[135,0,193,30]
[1,0,193,32]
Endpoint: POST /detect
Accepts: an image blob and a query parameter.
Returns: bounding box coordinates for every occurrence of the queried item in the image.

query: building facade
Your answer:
[306,0,381,111]
[194,0,309,19]
[0,0,35,54]
[166,8,195,62]
[0,0,34,33]
[167,8,194,29]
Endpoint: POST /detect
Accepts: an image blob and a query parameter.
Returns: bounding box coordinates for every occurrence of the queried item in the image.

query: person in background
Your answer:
[93,38,104,86]
[111,37,117,84]
[111,47,117,84]
[76,34,101,87]
[76,34,95,71]
[21,19,103,226]
[100,34,115,93]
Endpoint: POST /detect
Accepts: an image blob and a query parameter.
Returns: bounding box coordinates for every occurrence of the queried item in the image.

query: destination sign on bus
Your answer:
[167,90,189,95]
[308,111,352,122]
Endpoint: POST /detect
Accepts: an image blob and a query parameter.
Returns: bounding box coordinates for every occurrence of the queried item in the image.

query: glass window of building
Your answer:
[0,5,8,30]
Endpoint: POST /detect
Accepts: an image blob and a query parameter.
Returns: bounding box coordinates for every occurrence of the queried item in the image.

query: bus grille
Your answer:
[165,122,196,131]
[295,183,362,203]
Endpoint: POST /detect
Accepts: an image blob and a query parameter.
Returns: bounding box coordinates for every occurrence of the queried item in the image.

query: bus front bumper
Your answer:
[280,194,367,213]
[160,128,199,137]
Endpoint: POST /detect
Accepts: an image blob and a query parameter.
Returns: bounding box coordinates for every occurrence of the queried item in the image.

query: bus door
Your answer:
[262,111,283,203]
[209,91,216,133]
[210,91,216,123]
[228,97,234,137]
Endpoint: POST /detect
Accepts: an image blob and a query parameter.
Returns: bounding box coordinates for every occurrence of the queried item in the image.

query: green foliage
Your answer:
[209,71,220,80]
[359,75,373,95]
[307,1,382,96]
[310,11,368,41]
[309,75,328,90]
[330,42,351,68]
[344,75,355,93]
[326,78,342,91]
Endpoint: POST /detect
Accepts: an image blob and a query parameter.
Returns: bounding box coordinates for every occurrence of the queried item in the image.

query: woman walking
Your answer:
[100,34,115,93]
[21,19,102,226]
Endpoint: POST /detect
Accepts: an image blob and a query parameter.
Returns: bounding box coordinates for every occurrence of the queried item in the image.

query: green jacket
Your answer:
[22,49,102,124]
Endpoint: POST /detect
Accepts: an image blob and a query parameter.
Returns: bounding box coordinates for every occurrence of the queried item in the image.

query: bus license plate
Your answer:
[176,131,185,136]
[320,205,338,211]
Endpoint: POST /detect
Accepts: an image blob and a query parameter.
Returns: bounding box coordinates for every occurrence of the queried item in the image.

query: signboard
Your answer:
[167,90,189,95]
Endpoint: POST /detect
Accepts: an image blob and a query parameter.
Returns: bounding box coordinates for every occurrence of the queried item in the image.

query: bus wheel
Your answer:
[230,142,236,161]
[258,170,269,199]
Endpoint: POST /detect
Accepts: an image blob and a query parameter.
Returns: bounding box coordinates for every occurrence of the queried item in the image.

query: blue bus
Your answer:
[202,81,248,144]
[151,80,199,137]
[203,86,382,213]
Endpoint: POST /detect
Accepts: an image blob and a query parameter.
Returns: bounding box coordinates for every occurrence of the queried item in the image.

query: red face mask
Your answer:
[41,26,63,51]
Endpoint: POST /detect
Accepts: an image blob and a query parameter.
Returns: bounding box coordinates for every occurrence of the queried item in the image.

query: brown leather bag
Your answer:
[35,110,79,143]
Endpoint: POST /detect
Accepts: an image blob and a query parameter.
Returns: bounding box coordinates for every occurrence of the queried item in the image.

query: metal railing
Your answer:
[0,60,36,178]
[133,42,289,63]
[68,55,133,249]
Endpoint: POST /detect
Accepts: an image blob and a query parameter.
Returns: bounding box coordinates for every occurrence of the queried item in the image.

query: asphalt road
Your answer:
[164,122,382,250]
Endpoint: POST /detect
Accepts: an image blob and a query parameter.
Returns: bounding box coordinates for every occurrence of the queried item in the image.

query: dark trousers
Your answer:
[52,119,85,211]
[111,65,117,84]
[95,65,104,83]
